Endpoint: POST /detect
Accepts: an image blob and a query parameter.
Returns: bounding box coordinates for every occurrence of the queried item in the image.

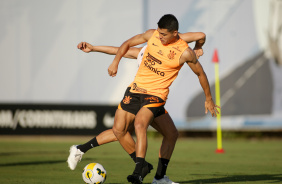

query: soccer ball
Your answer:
[82,163,107,184]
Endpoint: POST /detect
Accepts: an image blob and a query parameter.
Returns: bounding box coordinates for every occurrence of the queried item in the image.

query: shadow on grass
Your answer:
[0,158,92,167]
[0,151,65,156]
[64,174,282,184]
[177,174,282,183]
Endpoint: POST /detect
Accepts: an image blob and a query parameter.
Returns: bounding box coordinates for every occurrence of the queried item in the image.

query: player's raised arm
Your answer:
[179,32,206,58]
[77,42,141,59]
[108,29,155,77]
[179,32,206,44]
[182,47,220,117]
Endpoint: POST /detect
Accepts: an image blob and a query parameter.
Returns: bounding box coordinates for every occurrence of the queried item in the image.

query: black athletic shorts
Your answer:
[118,87,167,118]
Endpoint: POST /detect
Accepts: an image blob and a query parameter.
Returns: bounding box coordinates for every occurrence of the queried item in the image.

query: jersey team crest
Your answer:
[167,50,176,60]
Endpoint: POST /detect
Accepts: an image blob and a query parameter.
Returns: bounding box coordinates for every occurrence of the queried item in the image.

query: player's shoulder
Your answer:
[142,29,156,41]
[144,29,156,36]
[182,47,193,55]
[182,47,197,63]
[145,29,156,34]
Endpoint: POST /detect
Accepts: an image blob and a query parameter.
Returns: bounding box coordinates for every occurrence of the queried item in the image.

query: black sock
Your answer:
[130,152,149,166]
[133,157,145,175]
[77,137,99,153]
[129,152,136,162]
[154,158,169,180]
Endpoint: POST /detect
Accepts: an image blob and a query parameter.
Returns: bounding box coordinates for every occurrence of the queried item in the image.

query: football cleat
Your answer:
[151,175,179,184]
[67,145,84,170]
[127,173,143,184]
[141,162,153,179]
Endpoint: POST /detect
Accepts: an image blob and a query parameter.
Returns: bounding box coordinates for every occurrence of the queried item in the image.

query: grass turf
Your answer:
[0,136,281,184]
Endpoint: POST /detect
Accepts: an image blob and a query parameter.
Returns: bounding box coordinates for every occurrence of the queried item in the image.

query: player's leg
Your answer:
[135,107,154,158]
[67,109,153,178]
[150,113,179,184]
[77,129,117,153]
[68,97,137,165]
[67,111,135,171]
[112,109,153,179]
[67,110,151,173]
[67,87,136,170]
[127,107,154,184]
[70,127,137,165]
[112,109,136,154]
[67,128,121,170]
[151,113,178,159]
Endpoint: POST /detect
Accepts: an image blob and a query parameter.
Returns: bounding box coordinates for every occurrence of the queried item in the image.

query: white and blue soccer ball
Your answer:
[82,163,107,184]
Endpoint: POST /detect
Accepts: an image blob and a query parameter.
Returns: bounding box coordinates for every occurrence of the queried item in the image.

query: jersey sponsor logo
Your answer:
[123,96,132,104]
[132,83,147,93]
[157,50,163,56]
[152,43,158,47]
[147,53,162,64]
[145,96,159,103]
[172,46,182,52]
[144,60,165,77]
[167,50,176,60]
[144,53,165,76]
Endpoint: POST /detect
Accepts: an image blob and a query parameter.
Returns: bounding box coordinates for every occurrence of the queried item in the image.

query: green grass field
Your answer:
[0,136,281,184]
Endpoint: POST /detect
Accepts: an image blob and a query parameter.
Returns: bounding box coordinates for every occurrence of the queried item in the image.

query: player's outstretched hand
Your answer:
[77,42,93,53]
[205,99,220,117]
[108,62,118,77]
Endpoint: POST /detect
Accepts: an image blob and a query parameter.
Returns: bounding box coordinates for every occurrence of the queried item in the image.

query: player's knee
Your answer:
[167,128,178,143]
[171,129,179,142]
[112,126,126,139]
[134,121,146,133]
[112,136,118,142]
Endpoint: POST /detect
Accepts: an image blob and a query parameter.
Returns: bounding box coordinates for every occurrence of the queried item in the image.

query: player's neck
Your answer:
[165,35,179,46]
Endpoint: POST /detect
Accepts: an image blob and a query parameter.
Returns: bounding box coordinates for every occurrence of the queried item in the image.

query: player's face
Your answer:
[157,28,178,45]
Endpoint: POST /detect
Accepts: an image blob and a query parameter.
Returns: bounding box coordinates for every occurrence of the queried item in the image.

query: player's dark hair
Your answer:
[157,14,179,32]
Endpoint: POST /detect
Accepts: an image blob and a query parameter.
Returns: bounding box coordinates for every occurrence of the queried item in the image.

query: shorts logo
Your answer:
[145,96,159,103]
[168,50,176,60]
[123,96,132,104]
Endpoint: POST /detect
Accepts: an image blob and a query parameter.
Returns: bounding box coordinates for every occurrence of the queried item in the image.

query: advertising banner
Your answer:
[0,104,116,135]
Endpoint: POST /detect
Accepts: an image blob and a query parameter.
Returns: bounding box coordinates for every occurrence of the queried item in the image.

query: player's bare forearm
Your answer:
[92,46,119,55]
[185,50,212,99]
[192,61,212,100]
[112,42,131,65]
[113,29,153,63]
[179,32,206,44]
[192,33,205,58]
[186,59,219,116]
[194,33,206,48]
[92,46,138,59]
[77,42,119,55]
[108,41,132,76]
[198,72,220,117]
[198,71,212,101]
[108,30,152,77]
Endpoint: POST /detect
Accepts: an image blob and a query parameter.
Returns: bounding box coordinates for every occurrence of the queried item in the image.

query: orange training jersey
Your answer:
[130,30,189,101]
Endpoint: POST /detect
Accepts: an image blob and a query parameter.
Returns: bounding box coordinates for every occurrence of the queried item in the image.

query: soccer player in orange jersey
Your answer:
[107,14,219,184]
[68,31,206,184]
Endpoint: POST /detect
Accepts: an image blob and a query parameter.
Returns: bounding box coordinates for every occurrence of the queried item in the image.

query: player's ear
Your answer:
[173,30,178,37]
